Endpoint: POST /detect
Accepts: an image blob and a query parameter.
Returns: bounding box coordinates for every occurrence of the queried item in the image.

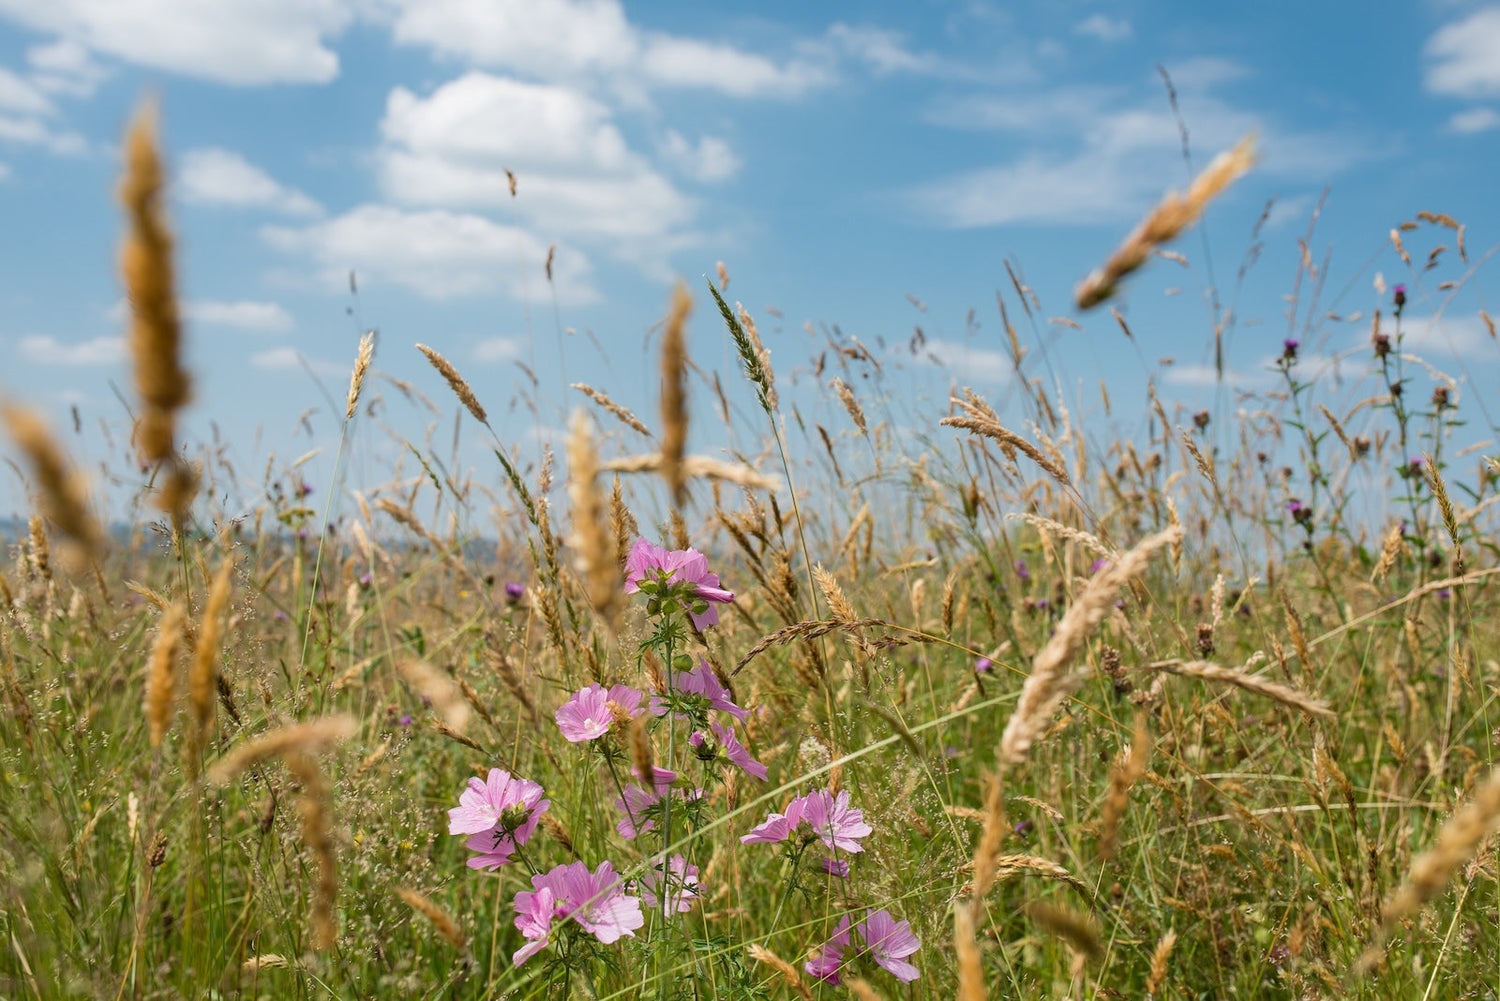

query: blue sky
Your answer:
[1,0,1497,523]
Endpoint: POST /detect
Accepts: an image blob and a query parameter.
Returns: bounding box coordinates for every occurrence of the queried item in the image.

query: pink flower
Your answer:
[857,910,921,982]
[613,767,702,839]
[805,915,852,984]
[448,769,549,869]
[801,789,873,854]
[624,538,734,628]
[690,722,768,781]
[653,659,748,723]
[821,857,850,878]
[740,794,808,845]
[639,854,701,914]
[555,683,645,742]
[512,861,644,966]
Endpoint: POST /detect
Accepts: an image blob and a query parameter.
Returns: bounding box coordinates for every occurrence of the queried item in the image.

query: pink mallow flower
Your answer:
[857,909,921,982]
[805,914,852,984]
[801,788,873,854]
[555,683,645,742]
[805,910,921,985]
[689,721,768,781]
[448,769,549,869]
[740,795,808,845]
[652,659,749,722]
[614,767,703,840]
[639,854,701,914]
[624,538,734,628]
[512,860,644,966]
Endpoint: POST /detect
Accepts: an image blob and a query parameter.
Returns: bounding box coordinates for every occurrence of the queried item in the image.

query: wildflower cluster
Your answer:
[444,539,919,985]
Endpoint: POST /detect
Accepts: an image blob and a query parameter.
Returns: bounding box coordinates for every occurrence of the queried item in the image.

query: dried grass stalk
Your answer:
[812,564,857,624]
[206,715,358,785]
[566,410,622,630]
[345,330,375,421]
[1006,513,1114,560]
[1025,901,1103,962]
[942,390,1072,487]
[397,660,471,731]
[601,453,778,491]
[1,405,105,567]
[1372,521,1405,583]
[831,378,867,435]
[746,944,814,1001]
[285,751,339,950]
[1146,928,1178,996]
[396,887,467,948]
[847,979,885,1001]
[188,556,233,772]
[144,600,187,748]
[659,284,692,506]
[417,343,487,424]
[999,527,1180,764]
[1076,134,1257,308]
[1420,452,1463,573]
[1373,763,1500,945]
[120,101,190,464]
[572,383,651,437]
[1148,659,1334,718]
[1097,711,1151,861]
[955,904,986,1001]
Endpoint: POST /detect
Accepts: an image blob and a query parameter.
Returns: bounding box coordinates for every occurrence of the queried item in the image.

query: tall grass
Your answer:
[2,107,1499,1001]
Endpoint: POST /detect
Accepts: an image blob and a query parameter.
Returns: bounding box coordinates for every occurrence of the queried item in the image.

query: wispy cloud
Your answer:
[179,148,322,216]
[1074,15,1132,43]
[18,334,123,366]
[910,338,1014,383]
[1425,7,1500,98]
[473,336,524,363]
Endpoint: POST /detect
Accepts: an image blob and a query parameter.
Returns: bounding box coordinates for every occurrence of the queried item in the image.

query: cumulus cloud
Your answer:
[473,336,523,362]
[0,0,352,85]
[1074,15,1132,42]
[262,203,596,302]
[911,69,1365,228]
[25,39,106,98]
[1448,107,1500,133]
[659,130,740,182]
[376,73,698,266]
[179,148,323,216]
[185,299,295,332]
[381,0,828,99]
[1425,7,1500,98]
[910,339,1014,383]
[18,333,123,365]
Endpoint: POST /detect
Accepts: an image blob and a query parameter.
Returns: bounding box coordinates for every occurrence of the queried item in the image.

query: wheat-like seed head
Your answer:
[417,343,487,424]
[345,330,375,422]
[659,284,692,507]
[1,405,105,569]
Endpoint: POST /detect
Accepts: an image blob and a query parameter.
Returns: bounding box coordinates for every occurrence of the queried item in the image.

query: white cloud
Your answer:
[0,66,54,115]
[380,0,828,99]
[825,23,934,75]
[1375,312,1496,359]
[1448,107,1500,133]
[0,112,87,154]
[184,299,295,332]
[262,204,596,302]
[0,0,353,85]
[26,39,106,98]
[473,336,523,362]
[376,73,697,263]
[659,130,740,182]
[1425,7,1500,98]
[18,334,123,365]
[911,339,1013,383]
[911,72,1365,228]
[0,162,9,181]
[1074,15,1132,42]
[179,148,323,216]
[249,346,346,376]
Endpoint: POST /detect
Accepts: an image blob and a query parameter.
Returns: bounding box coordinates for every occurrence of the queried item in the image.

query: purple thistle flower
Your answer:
[857,909,922,982]
[449,769,550,870]
[555,683,645,742]
[1282,338,1299,360]
[639,854,701,914]
[1089,558,1110,576]
[511,860,644,966]
[801,789,873,854]
[624,538,734,628]
[504,581,526,603]
[1014,559,1030,581]
[975,656,994,673]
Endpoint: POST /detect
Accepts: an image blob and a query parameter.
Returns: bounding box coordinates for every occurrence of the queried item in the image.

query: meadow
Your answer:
[3,109,1500,1001]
